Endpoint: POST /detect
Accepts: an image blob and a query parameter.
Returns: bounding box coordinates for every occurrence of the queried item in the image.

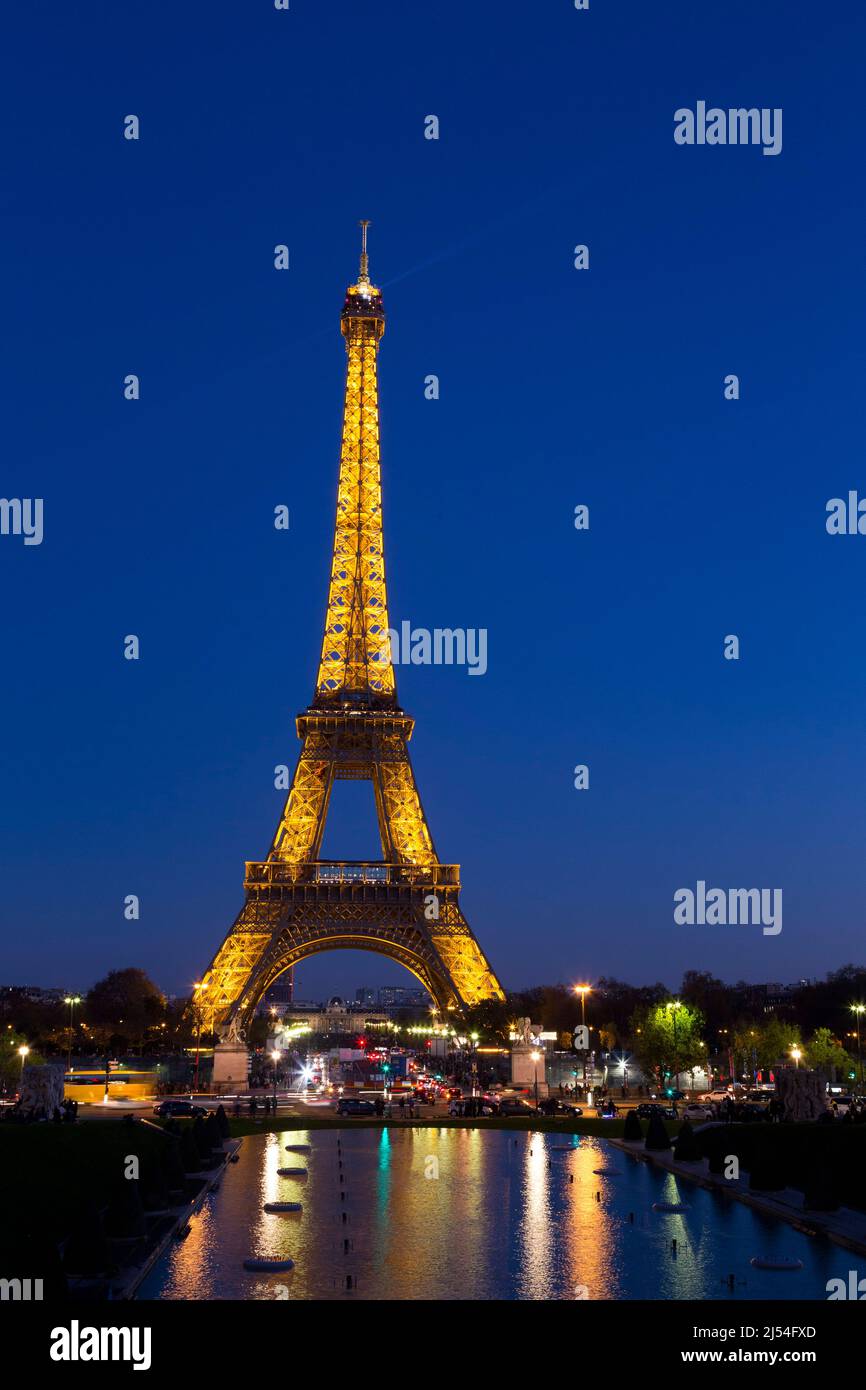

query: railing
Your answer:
[244,860,460,889]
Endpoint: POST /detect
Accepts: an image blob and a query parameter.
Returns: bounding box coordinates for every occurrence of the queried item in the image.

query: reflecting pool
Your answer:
[138,1128,845,1301]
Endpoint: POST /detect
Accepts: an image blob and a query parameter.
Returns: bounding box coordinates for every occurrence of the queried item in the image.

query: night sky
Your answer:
[2,2,865,1003]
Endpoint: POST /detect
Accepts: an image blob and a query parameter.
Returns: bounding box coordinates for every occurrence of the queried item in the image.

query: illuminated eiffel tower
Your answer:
[199,225,503,1067]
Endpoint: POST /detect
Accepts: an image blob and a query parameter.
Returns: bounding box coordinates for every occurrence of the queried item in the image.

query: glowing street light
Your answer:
[530,1049,542,1110]
[573,984,591,1093]
[667,999,682,1096]
[64,995,82,1074]
[17,1044,29,1083]
[791,1046,802,1069]
[851,1005,865,1090]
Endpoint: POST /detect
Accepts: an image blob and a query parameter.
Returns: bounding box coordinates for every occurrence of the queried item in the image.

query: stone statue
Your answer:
[516,1017,533,1046]
[18,1063,65,1119]
[775,1068,826,1122]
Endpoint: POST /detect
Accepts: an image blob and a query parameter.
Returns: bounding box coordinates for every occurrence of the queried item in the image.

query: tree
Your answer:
[753,1018,802,1070]
[0,1030,42,1094]
[630,1000,705,1088]
[731,1022,764,1081]
[461,994,517,1046]
[806,1027,851,1080]
[85,969,165,1049]
[247,1016,270,1047]
[594,977,668,1043]
[680,971,737,1034]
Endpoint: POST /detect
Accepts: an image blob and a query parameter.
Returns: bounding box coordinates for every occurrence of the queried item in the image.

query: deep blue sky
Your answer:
[2,2,866,1003]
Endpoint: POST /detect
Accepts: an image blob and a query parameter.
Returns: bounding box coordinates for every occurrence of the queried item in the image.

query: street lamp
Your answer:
[270,1049,281,1111]
[530,1050,541,1111]
[17,1044,29,1085]
[64,995,81,1075]
[791,1046,801,1069]
[573,984,591,1093]
[851,1005,865,1092]
[470,1031,479,1096]
[667,999,682,1096]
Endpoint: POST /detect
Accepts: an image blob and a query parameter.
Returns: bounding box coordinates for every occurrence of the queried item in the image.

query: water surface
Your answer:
[138,1128,844,1301]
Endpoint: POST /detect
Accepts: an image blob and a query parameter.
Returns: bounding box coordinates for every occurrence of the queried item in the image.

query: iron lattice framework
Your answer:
[198,227,504,1039]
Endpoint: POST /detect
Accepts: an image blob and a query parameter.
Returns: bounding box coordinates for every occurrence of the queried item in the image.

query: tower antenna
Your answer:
[359,219,370,280]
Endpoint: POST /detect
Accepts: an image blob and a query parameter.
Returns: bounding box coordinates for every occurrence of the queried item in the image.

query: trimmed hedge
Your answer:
[623,1110,643,1142]
[645,1110,671,1151]
[697,1124,865,1209]
[673,1119,701,1162]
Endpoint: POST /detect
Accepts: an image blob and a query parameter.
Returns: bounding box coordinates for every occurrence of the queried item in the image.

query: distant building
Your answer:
[276,997,390,1037]
[0,985,65,1005]
[355,986,376,1007]
[377,985,430,1008]
[736,981,797,1015]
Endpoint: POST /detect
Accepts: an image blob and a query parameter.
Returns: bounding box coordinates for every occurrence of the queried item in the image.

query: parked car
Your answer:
[537,1098,584,1117]
[152,1100,208,1118]
[335,1098,377,1116]
[682,1103,713,1122]
[636,1103,678,1120]
[498,1098,536,1116]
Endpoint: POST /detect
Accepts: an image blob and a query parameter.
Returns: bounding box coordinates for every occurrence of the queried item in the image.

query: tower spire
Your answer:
[315,222,392,704]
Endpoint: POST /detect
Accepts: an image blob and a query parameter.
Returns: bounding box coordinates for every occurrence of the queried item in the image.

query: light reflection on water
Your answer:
[137,1129,843,1302]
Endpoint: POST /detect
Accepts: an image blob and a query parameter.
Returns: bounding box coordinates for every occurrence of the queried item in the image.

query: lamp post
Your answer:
[851,1005,865,1092]
[668,999,681,1095]
[573,984,591,1094]
[791,1046,801,1069]
[531,1050,541,1111]
[17,1044,29,1090]
[270,1049,281,1111]
[64,995,81,1075]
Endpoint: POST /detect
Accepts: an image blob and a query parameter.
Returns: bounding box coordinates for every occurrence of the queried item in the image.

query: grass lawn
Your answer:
[218,1111,677,1140]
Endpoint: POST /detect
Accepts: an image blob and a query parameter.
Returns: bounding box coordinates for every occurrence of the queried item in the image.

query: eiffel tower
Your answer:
[198,225,504,1065]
